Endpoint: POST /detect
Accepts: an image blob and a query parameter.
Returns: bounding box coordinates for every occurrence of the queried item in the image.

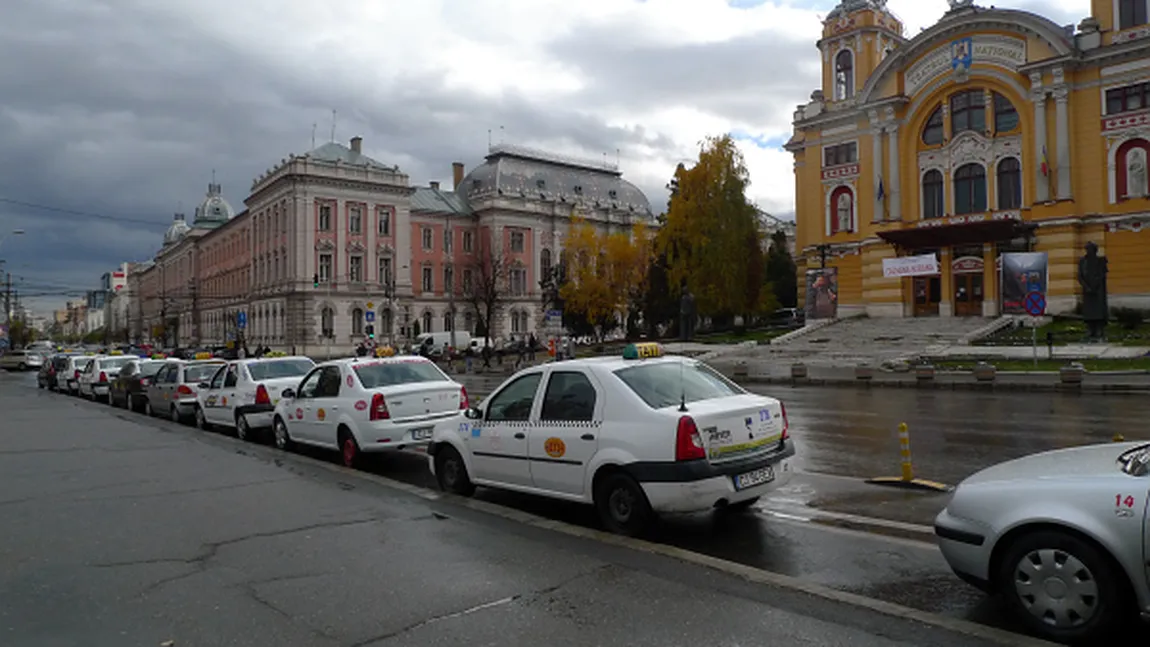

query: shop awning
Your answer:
[877,219,1035,249]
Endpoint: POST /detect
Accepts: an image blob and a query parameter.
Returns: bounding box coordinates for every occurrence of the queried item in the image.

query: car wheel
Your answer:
[144,399,154,416]
[594,472,653,537]
[998,530,1129,643]
[17,363,25,371]
[338,427,361,469]
[434,445,476,496]
[195,406,212,431]
[721,496,761,514]
[273,417,293,451]
[235,413,251,442]
[272,418,294,452]
[169,405,182,424]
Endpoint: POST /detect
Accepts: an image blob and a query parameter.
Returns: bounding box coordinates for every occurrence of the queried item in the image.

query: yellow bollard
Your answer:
[899,422,914,481]
[1113,432,1125,443]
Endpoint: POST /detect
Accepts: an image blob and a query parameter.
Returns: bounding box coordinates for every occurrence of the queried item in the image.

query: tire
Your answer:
[235,413,251,442]
[721,496,761,514]
[17,363,26,371]
[997,529,1129,643]
[169,405,183,424]
[594,472,654,537]
[434,445,476,496]
[338,427,361,469]
[272,417,293,452]
[195,406,212,431]
[144,399,155,417]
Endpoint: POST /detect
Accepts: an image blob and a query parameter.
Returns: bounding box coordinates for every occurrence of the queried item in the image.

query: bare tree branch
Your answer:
[463,238,511,344]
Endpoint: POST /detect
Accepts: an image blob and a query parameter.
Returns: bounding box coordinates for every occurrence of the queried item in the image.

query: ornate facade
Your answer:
[787,0,1150,317]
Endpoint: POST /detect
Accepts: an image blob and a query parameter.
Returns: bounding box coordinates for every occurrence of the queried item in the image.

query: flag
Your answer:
[1040,145,1049,177]
[877,177,885,202]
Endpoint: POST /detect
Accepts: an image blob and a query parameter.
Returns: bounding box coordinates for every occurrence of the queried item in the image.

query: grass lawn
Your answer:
[973,317,1150,347]
[695,328,792,345]
[932,357,1150,372]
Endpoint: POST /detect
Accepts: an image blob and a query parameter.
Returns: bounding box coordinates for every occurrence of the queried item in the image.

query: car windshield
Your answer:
[185,364,224,383]
[138,360,167,376]
[613,360,744,409]
[74,358,93,370]
[1118,444,1150,476]
[354,360,448,389]
[247,359,314,380]
[100,357,134,371]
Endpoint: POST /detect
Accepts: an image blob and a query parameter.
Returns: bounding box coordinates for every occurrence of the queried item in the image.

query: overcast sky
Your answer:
[0,0,1088,313]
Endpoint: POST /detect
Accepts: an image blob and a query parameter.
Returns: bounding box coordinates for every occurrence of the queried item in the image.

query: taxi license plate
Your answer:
[411,426,433,441]
[734,466,774,490]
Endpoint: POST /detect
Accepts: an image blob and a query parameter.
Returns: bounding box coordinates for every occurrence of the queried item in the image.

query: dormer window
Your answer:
[608,189,618,199]
[536,179,546,189]
[834,49,854,100]
[573,185,583,194]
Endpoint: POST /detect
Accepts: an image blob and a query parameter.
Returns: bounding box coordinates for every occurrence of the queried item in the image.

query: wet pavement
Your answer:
[10,370,1147,643]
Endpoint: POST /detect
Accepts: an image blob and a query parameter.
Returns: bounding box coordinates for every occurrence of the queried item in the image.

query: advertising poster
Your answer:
[804,268,839,320]
[1000,252,1048,314]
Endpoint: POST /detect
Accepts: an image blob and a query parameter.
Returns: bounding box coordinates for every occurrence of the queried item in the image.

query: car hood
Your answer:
[962,442,1148,486]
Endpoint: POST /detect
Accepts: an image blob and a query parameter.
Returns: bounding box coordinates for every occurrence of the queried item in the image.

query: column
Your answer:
[1033,93,1050,202]
[1054,87,1072,200]
[872,127,884,222]
[886,124,901,221]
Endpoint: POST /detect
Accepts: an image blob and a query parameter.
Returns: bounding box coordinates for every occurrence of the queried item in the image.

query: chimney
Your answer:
[429,181,440,190]
[350,136,362,153]
[452,162,465,190]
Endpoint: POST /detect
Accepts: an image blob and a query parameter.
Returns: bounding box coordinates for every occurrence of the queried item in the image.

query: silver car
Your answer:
[935,442,1150,643]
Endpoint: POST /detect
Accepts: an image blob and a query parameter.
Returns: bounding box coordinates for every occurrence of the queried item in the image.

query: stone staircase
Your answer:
[743,316,998,367]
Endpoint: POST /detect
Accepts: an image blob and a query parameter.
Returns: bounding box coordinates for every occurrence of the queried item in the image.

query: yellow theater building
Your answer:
[787,0,1150,318]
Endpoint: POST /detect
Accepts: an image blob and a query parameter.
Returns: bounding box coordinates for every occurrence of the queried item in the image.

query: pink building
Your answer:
[131,140,653,355]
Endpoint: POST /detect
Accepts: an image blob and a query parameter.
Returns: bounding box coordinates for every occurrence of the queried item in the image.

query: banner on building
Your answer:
[804,268,839,320]
[882,253,940,278]
[1000,252,1048,314]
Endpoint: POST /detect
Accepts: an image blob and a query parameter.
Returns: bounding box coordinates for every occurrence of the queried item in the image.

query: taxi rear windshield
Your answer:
[613,361,744,409]
[184,364,223,383]
[354,361,448,389]
[100,357,134,371]
[138,360,167,376]
[247,359,314,381]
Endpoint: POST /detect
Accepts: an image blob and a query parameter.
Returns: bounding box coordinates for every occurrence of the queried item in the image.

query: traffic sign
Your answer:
[365,311,376,322]
[367,301,374,309]
[1023,291,1046,317]
[236,311,247,329]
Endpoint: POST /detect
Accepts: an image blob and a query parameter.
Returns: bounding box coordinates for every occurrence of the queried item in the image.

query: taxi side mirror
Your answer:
[464,407,482,420]
[281,388,296,399]
[198,382,210,390]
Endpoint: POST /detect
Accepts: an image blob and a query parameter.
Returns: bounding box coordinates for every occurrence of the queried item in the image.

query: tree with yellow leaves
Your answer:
[560,214,653,338]
[657,134,772,325]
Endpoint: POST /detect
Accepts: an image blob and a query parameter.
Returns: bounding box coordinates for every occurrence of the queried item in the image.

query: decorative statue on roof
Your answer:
[1078,241,1109,342]
[948,0,974,9]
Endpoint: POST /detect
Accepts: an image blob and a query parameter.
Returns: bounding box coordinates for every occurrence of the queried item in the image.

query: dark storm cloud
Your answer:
[0,0,683,312]
[545,24,820,128]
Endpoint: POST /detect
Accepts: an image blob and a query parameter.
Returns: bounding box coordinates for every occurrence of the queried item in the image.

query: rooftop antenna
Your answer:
[312,123,317,149]
[330,109,337,143]
[499,125,505,144]
[488,129,492,148]
[616,148,620,166]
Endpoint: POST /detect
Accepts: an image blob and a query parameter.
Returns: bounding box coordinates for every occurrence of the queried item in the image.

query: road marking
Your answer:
[758,509,940,551]
[762,503,936,536]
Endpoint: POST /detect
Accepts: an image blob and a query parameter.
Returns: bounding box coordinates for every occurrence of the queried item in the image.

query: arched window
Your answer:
[422,311,433,335]
[996,158,1022,209]
[953,164,987,215]
[519,312,530,334]
[922,106,944,145]
[321,307,334,338]
[443,310,454,332]
[540,248,552,280]
[834,50,854,100]
[510,311,524,334]
[829,186,853,234]
[922,170,945,219]
[992,93,1018,133]
[352,308,364,335]
[950,90,985,136]
[464,310,475,334]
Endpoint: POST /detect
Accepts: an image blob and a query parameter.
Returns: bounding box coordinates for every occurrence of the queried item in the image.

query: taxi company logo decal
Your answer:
[221,396,228,406]
[346,375,354,387]
[544,437,566,458]
[354,400,367,411]
[295,408,303,419]
[317,408,326,421]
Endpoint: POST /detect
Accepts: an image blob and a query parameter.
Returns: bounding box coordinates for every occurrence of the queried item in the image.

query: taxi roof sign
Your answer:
[109,350,124,356]
[151,353,167,359]
[264,350,287,357]
[193,352,213,360]
[623,342,663,360]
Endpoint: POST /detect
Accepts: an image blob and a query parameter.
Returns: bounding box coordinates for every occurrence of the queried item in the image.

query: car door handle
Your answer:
[580,434,595,441]
[514,432,526,439]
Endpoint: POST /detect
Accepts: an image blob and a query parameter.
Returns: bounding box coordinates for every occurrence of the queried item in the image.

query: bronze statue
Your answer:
[1077,241,1108,342]
[679,288,696,341]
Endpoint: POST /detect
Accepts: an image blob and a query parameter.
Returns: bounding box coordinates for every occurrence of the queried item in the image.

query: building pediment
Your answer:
[346,241,366,254]
[918,131,1021,171]
[858,9,1073,104]
[376,242,395,255]
[315,238,336,251]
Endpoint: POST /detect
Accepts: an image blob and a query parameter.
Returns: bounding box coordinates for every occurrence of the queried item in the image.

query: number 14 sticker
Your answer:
[1116,494,1137,508]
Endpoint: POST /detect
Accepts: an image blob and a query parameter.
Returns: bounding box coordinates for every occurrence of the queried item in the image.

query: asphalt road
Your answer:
[0,373,1026,647]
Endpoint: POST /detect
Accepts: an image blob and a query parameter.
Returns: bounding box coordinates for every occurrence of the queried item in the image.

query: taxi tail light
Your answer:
[370,393,391,420]
[459,386,469,410]
[780,403,789,442]
[98,371,107,383]
[675,415,705,461]
[74,370,81,380]
[139,378,150,387]
[255,385,271,406]
[48,366,55,375]
[177,384,194,396]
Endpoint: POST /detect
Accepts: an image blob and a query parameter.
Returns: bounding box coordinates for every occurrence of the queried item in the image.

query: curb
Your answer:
[865,476,954,492]
[736,375,1150,394]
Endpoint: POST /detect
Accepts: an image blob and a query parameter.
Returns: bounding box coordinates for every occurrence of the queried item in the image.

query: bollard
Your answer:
[898,422,913,481]
[1114,432,1126,442]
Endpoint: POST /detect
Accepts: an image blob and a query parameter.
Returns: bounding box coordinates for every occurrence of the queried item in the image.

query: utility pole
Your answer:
[3,271,10,343]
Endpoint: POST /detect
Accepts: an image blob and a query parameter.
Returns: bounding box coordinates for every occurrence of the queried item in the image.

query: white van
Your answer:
[415,332,473,356]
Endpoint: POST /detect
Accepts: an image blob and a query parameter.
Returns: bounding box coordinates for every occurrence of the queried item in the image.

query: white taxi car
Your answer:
[62,355,96,395]
[271,355,467,467]
[427,343,795,536]
[77,352,139,402]
[195,355,315,441]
